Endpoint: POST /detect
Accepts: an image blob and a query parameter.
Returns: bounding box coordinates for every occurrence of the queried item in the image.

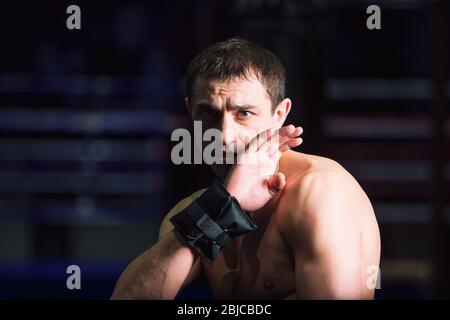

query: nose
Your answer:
[218,113,237,147]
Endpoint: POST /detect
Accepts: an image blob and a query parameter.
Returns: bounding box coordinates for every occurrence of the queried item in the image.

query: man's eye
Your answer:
[236,111,251,119]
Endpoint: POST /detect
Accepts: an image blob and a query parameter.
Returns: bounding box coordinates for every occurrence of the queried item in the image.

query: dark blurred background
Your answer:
[0,0,449,299]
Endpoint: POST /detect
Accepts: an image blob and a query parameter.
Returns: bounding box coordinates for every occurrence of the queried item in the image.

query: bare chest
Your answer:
[202,206,296,299]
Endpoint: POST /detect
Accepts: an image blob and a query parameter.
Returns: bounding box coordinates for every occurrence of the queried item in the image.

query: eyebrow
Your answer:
[229,104,259,111]
[194,102,259,112]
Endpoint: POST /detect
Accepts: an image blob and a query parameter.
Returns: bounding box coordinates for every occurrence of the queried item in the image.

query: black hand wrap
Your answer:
[170,179,257,264]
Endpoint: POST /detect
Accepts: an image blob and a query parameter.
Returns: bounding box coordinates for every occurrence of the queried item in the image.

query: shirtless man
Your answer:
[111,38,381,300]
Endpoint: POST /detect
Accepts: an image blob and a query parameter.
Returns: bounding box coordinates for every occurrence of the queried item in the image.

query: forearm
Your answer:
[111,229,197,300]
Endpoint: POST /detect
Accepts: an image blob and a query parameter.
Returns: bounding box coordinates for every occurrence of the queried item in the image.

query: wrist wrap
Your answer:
[170,179,257,264]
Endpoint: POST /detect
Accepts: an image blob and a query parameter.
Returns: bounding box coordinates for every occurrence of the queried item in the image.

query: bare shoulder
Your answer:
[277,151,375,238]
[158,188,207,240]
[280,151,359,195]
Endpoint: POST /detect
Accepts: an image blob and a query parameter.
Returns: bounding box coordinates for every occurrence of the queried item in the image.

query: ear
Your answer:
[273,98,292,128]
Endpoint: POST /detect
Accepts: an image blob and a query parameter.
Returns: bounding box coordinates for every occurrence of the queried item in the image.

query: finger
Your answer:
[247,128,272,153]
[254,125,303,155]
[267,172,286,196]
[260,129,280,154]
[267,126,302,150]
[279,137,303,153]
[268,137,302,156]
[278,124,295,137]
[278,125,302,139]
[257,128,273,150]
[259,125,301,152]
[266,134,303,156]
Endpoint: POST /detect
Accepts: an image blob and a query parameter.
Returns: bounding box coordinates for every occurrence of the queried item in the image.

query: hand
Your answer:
[224,125,303,212]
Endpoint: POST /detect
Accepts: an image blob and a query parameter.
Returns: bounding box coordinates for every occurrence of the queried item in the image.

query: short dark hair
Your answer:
[186,38,286,112]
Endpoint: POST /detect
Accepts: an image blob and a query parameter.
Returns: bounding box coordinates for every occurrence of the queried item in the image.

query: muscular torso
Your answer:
[202,191,297,299]
[171,151,380,299]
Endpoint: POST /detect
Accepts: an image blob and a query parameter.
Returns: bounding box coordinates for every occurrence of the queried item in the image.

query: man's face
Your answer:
[187,74,287,179]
